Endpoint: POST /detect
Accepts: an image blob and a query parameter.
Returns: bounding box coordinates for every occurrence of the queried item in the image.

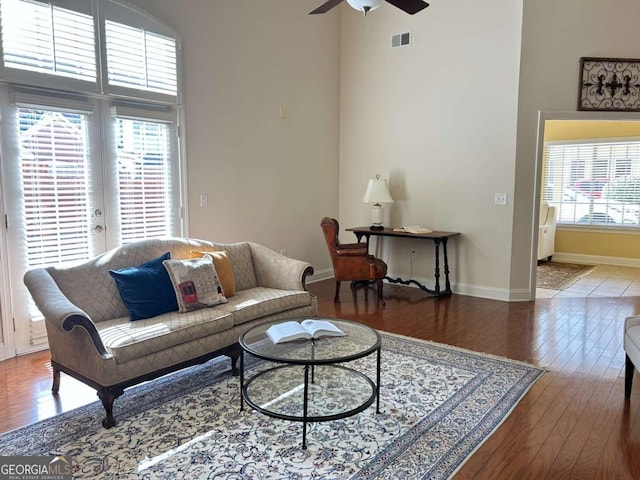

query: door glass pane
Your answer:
[116,117,174,243]
[19,107,94,267]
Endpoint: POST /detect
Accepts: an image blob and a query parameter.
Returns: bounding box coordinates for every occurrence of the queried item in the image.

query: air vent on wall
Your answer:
[391,32,411,48]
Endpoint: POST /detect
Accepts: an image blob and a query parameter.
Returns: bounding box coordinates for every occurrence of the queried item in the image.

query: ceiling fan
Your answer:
[310,0,430,16]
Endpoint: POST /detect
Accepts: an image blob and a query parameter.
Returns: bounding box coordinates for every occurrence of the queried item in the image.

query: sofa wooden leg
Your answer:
[626,354,635,398]
[98,388,123,429]
[334,281,341,303]
[228,348,240,377]
[51,367,60,394]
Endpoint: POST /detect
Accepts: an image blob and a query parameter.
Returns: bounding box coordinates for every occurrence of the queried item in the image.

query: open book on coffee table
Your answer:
[266,319,346,344]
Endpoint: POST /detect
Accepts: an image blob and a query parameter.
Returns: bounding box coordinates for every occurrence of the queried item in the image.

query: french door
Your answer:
[0,87,182,356]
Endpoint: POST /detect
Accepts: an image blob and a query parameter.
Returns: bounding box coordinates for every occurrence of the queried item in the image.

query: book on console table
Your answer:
[266,319,346,344]
[393,226,433,234]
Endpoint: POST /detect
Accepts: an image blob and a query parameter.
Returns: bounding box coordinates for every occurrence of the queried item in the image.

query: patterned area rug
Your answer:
[0,333,543,479]
[537,262,596,290]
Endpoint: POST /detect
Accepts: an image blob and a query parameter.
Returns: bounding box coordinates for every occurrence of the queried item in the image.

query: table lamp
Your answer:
[362,174,394,230]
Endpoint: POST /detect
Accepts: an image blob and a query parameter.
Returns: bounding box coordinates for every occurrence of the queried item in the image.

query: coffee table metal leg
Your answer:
[239,350,244,412]
[303,365,309,449]
[376,348,381,414]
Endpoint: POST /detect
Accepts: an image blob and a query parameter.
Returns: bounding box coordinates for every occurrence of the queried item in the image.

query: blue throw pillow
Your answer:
[109,252,178,321]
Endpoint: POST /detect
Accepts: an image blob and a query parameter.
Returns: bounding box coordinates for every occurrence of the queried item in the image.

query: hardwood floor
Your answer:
[2,279,640,478]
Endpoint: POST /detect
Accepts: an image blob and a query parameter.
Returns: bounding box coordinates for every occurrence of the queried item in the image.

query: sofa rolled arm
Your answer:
[249,242,314,291]
[24,268,110,358]
[61,314,110,358]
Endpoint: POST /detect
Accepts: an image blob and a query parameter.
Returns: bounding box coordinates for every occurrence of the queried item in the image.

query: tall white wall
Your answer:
[340,0,524,299]
[129,0,341,271]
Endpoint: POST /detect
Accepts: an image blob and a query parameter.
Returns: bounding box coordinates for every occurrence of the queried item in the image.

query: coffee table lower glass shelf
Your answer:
[239,318,381,449]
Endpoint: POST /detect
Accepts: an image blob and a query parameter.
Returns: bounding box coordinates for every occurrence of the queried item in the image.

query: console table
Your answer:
[346,227,460,299]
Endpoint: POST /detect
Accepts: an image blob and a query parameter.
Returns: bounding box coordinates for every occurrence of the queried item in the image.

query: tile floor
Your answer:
[536,263,640,298]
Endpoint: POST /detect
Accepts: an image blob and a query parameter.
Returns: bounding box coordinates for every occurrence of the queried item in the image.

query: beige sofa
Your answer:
[24,237,317,428]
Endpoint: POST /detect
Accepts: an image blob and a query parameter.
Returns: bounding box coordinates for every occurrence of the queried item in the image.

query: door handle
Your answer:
[93,225,104,233]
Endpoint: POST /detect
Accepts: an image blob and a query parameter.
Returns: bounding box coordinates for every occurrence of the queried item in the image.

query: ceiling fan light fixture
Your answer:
[346,0,384,14]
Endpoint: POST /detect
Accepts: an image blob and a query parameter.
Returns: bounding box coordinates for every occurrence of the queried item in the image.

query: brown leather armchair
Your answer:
[321,217,387,305]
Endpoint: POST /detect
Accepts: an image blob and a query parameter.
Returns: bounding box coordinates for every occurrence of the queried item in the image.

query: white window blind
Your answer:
[543,140,640,226]
[18,107,94,267]
[116,117,173,244]
[0,0,96,82]
[105,20,177,96]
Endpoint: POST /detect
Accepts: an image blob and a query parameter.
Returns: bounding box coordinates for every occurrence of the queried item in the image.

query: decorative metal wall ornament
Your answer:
[578,57,640,111]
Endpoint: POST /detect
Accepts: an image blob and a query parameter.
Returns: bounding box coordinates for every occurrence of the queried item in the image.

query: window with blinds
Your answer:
[542,140,640,226]
[116,118,174,243]
[0,0,96,82]
[18,107,94,267]
[0,0,184,355]
[105,21,177,96]
[0,0,180,102]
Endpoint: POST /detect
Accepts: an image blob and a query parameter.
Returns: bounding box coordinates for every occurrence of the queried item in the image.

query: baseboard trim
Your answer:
[312,271,532,302]
[386,272,529,302]
[306,268,334,283]
[15,343,48,357]
[451,282,533,302]
[552,252,640,267]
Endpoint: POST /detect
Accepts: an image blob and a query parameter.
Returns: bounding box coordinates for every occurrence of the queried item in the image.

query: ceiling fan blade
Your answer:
[309,0,345,14]
[385,0,430,15]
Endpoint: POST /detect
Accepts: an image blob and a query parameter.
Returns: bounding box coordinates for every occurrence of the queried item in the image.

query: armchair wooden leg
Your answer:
[626,354,635,398]
[377,279,385,306]
[334,281,341,303]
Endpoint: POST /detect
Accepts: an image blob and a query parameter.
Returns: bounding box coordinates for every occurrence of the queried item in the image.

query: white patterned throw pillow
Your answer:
[163,255,228,312]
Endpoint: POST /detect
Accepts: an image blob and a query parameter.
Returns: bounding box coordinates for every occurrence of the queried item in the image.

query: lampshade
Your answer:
[346,0,384,14]
[363,174,393,230]
[362,175,394,204]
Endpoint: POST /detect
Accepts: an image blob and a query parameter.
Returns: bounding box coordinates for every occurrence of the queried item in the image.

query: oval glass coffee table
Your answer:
[239,317,381,449]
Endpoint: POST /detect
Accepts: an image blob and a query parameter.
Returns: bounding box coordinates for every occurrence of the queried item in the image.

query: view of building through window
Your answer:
[19,108,93,268]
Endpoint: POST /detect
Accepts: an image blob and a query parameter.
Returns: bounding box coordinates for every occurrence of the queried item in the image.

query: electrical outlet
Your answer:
[280,249,287,257]
[495,193,508,205]
[411,249,417,259]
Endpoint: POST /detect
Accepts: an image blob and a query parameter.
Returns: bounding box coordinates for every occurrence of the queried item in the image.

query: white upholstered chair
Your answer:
[537,202,557,261]
[625,315,640,398]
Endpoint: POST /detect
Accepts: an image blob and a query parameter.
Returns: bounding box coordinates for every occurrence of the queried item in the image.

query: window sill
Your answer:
[557,224,640,234]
